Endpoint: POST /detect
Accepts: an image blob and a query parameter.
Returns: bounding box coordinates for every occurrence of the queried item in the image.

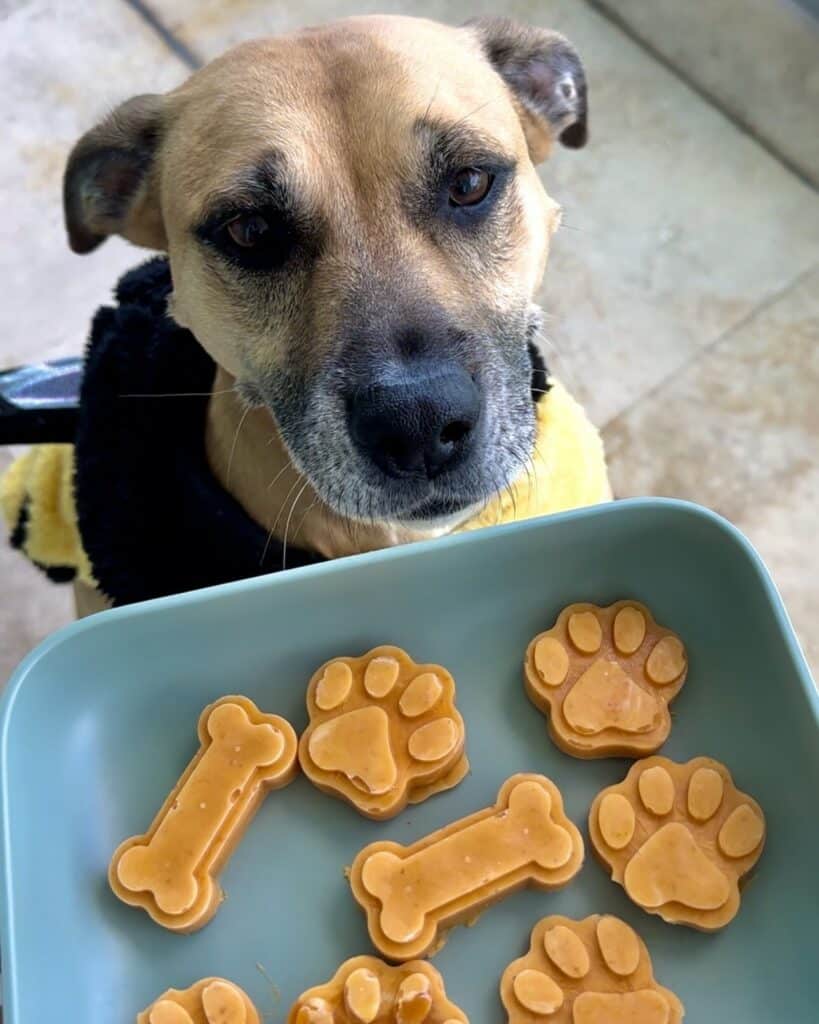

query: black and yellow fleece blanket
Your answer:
[1,259,609,606]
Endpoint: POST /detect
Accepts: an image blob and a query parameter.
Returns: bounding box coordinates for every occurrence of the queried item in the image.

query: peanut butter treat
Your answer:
[350,773,584,961]
[287,955,468,1024]
[524,600,688,758]
[111,695,298,932]
[590,756,766,931]
[501,914,684,1024]
[137,977,261,1024]
[299,645,468,819]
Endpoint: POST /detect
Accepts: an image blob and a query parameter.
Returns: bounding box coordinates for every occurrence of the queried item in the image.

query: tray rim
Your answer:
[1,497,816,1020]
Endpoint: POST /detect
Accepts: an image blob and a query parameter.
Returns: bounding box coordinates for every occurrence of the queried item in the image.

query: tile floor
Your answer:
[1,0,818,686]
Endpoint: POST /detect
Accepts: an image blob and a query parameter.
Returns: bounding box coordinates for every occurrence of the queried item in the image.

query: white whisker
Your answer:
[266,461,295,492]
[120,387,235,398]
[226,404,251,489]
[271,474,305,535]
[292,497,319,545]
[281,480,311,570]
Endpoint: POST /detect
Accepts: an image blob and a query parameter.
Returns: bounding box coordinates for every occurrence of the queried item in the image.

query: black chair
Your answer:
[0,358,82,445]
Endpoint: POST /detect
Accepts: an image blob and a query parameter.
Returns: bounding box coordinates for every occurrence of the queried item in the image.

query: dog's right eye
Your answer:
[449,167,493,207]
[226,213,270,248]
[196,185,315,271]
[199,207,301,272]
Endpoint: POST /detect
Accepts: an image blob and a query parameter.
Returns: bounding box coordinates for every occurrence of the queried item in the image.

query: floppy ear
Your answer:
[469,17,588,163]
[63,93,166,254]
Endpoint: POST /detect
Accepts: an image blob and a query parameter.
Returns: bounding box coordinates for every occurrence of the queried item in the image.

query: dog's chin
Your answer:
[313,469,497,528]
[388,494,484,528]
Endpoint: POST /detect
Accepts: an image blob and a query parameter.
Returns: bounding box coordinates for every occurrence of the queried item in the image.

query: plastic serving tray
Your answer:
[2,499,817,1023]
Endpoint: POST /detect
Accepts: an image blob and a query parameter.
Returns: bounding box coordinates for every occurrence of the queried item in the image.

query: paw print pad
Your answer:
[287,955,468,1024]
[299,646,468,819]
[138,978,260,1024]
[524,600,688,757]
[501,914,683,1024]
[590,756,766,930]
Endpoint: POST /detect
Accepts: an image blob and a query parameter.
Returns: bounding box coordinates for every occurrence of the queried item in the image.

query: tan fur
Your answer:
[63,14,587,587]
[205,366,449,560]
[178,18,565,561]
[161,17,559,378]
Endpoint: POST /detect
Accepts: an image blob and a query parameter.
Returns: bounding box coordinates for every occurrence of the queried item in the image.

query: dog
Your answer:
[27,14,605,612]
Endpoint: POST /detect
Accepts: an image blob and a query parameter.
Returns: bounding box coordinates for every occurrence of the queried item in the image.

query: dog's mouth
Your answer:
[390,494,484,524]
[337,474,490,527]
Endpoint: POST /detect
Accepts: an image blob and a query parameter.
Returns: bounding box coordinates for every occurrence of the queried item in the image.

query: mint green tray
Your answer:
[2,499,817,1023]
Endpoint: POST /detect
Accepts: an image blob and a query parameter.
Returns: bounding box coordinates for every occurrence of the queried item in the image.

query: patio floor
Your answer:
[1,0,817,684]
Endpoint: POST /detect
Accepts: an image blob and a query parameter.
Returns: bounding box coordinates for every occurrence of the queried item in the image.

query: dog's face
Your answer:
[64,15,586,524]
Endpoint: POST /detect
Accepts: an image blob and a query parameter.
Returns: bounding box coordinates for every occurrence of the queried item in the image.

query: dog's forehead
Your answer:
[163,16,523,221]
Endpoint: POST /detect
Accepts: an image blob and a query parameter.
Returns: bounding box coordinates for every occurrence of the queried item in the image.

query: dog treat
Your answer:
[350,773,584,960]
[111,695,298,932]
[524,600,688,758]
[501,914,683,1024]
[299,645,468,819]
[287,955,469,1024]
[589,756,765,931]
[137,977,261,1024]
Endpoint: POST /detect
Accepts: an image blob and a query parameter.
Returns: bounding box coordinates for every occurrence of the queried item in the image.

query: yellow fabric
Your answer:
[456,379,611,532]
[0,444,94,585]
[0,379,608,586]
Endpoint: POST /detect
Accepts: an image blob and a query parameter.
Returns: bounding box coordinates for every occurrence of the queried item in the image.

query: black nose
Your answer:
[348,362,481,479]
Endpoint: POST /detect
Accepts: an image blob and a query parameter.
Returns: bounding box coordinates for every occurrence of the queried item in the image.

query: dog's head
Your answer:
[64,15,586,524]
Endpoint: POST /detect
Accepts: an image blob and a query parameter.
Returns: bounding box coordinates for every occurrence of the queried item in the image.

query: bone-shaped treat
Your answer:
[350,774,584,960]
[137,977,260,1024]
[111,695,298,932]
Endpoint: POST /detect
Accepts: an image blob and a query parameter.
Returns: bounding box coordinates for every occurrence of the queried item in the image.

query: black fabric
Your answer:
[8,498,28,552]
[74,257,321,606]
[527,340,550,401]
[10,499,77,583]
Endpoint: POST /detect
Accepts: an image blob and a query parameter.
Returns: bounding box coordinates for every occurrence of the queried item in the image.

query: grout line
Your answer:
[582,0,818,194]
[600,261,819,433]
[122,0,204,70]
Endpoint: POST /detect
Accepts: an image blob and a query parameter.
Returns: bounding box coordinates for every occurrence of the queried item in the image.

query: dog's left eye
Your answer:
[448,168,493,207]
[226,213,271,248]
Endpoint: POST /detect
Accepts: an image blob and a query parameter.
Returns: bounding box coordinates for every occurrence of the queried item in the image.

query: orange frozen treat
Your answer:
[501,914,683,1024]
[299,645,467,819]
[287,955,468,1024]
[111,695,298,932]
[524,600,688,758]
[137,977,260,1024]
[589,756,765,930]
[350,774,584,961]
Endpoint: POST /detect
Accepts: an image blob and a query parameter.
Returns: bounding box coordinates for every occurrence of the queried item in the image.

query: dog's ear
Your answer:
[63,94,166,254]
[469,17,587,162]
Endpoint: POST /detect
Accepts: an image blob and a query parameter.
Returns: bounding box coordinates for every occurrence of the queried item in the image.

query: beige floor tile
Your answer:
[0,0,186,370]
[588,0,819,188]
[144,0,819,426]
[603,266,819,677]
[2,0,817,683]
[0,0,187,682]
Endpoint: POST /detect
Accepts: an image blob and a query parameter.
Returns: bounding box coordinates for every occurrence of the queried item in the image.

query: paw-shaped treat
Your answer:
[287,955,468,1024]
[590,756,765,930]
[111,695,298,932]
[500,914,683,1024]
[138,977,260,1024]
[350,774,584,961]
[524,600,688,758]
[299,646,468,819]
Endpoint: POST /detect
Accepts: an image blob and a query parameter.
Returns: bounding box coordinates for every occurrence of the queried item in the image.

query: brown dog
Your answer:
[63,14,590,609]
